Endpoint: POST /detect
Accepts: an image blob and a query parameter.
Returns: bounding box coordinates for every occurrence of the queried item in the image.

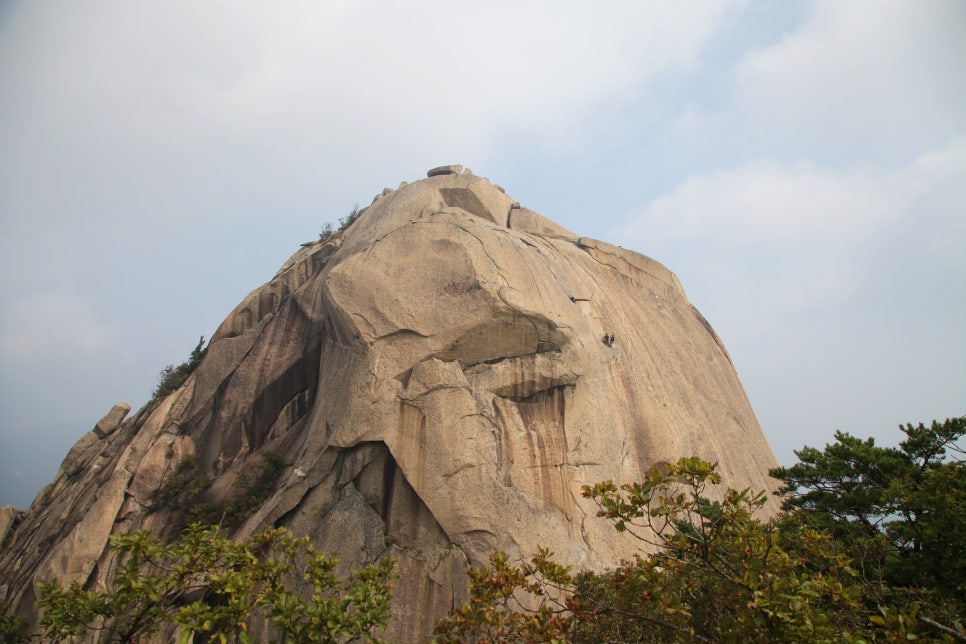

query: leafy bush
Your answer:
[438,428,966,643]
[37,524,396,643]
[152,452,286,532]
[150,454,214,530]
[226,451,286,527]
[437,457,865,643]
[319,204,365,242]
[0,604,29,644]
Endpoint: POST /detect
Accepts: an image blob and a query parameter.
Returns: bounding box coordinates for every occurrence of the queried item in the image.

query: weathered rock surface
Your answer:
[0,169,779,642]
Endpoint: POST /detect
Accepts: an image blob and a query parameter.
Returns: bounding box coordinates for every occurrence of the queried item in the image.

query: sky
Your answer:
[0,0,963,509]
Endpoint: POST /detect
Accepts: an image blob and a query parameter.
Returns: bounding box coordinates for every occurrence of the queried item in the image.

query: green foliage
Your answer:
[150,453,215,530]
[339,204,363,231]
[261,547,396,643]
[437,457,867,643]
[439,421,966,643]
[579,458,868,642]
[319,204,365,242]
[153,336,208,400]
[435,548,577,644]
[152,452,287,532]
[770,417,966,605]
[0,603,30,643]
[232,451,286,520]
[37,524,396,643]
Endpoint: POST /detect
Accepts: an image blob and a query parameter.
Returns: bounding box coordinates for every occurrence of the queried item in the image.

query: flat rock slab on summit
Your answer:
[427,164,464,176]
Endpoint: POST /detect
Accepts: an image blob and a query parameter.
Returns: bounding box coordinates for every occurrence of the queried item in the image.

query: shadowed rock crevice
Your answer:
[465,352,578,401]
[440,188,497,224]
[279,440,468,643]
[503,383,575,405]
[247,344,322,451]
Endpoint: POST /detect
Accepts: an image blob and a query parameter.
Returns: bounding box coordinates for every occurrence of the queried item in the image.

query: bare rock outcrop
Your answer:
[0,168,778,642]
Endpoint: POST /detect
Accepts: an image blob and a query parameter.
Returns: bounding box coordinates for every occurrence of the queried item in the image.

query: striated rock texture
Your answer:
[0,168,779,642]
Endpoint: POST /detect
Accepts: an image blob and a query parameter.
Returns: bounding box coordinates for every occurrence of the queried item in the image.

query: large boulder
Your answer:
[0,168,778,642]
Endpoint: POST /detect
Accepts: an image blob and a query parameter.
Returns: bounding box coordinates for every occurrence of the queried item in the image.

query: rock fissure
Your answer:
[398,383,469,402]
[576,237,682,295]
[500,383,575,404]
[441,463,477,480]
[450,221,508,282]
[377,328,432,345]
[463,346,558,369]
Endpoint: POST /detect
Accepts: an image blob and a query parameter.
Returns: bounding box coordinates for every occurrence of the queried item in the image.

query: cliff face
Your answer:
[0,166,779,642]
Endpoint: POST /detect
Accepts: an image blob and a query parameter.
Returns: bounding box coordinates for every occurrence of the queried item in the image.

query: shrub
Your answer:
[319,204,365,242]
[152,452,286,532]
[37,524,396,643]
[152,336,207,400]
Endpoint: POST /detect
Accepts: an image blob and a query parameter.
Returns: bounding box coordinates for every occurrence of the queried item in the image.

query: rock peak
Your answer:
[0,169,777,642]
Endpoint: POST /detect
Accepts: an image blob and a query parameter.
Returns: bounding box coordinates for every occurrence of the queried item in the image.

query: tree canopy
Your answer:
[437,417,966,643]
[436,457,865,643]
[770,417,965,602]
[35,524,396,643]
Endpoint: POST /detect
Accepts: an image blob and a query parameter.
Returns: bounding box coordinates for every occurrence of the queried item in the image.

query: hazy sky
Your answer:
[1,1,963,508]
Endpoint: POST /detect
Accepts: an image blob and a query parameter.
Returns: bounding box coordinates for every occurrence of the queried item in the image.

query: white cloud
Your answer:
[621,137,965,310]
[0,0,747,186]
[622,160,885,316]
[629,159,897,244]
[887,137,966,269]
[734,0,966,156]
[617,137,966,462]
[176,0,745,144]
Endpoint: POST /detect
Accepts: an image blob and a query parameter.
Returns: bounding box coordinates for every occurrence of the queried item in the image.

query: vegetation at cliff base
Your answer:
[436,417,965,643]
[436,457,865,643]
[36,524,396,643]
[24,417,965,642]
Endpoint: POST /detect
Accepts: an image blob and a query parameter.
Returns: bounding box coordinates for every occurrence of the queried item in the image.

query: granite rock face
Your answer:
[0,168,779,642]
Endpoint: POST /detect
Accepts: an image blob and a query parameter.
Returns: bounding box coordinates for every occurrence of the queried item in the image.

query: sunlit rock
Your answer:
[0,168,778,642]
